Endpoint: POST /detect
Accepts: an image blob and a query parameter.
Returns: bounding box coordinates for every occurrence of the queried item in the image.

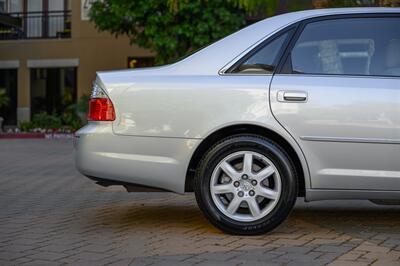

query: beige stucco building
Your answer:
[0,0,152,126]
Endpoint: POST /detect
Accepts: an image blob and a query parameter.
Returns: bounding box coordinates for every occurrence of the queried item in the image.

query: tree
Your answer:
[378,0,400,6]
[168,0,282,15]
[90,0,246,64]
[306,0,400,8]
[90,0,400,64]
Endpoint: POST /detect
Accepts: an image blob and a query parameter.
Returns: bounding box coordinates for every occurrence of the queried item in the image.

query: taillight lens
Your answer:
[87,98,116,121]
[87,80,116,121]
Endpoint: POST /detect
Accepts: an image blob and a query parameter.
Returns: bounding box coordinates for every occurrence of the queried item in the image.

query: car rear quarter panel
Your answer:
[108,75,274,139]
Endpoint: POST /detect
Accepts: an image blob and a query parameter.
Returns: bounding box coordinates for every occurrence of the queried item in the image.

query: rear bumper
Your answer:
[74,122,200,193]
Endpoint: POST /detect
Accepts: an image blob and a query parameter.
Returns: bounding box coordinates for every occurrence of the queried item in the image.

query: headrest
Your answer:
[319,40,343,74]
[386,39,400,68]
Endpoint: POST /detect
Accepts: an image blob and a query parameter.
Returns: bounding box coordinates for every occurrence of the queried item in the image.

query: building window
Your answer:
[0,0,6,12]
[26,0,71,38]
[30,67,77,118]
[0,69,18,126]
[0,0,23,12]
[9,0,23,12]
[127,57,155,69]
[0,0,71,40]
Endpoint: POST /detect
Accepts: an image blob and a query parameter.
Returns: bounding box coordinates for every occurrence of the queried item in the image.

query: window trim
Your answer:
[219,24,299,76]
[276,13,400,78]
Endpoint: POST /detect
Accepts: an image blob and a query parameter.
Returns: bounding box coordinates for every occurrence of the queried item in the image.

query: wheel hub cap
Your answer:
[239,179,254,192]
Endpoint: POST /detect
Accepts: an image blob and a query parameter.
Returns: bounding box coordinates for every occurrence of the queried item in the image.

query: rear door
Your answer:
[270,15,400,191]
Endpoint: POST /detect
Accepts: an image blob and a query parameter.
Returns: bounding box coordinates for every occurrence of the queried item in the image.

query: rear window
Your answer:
[229,29,294,74]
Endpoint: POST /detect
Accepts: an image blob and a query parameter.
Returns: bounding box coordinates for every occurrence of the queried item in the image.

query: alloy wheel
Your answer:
[210,151,282,222]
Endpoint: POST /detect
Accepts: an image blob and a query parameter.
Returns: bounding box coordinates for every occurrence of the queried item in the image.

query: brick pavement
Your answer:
[0,139,399,265]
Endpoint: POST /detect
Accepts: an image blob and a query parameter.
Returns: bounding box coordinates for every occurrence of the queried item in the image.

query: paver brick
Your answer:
[0,139,400,265]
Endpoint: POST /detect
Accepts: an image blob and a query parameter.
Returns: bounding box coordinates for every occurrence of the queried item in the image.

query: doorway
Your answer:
[30,67,77,118]
[0,69,17,125]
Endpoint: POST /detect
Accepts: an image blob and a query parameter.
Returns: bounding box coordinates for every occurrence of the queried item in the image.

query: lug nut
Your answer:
[233,181,240,187]
[249,190,255,196]
[242,174,248,180]
[238,191,244,197]
[251,180,257,186]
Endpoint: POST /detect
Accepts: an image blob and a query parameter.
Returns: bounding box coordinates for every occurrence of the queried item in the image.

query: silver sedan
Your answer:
[75,8,400,235]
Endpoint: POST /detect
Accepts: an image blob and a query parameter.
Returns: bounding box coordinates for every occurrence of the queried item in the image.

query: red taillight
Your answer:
[87,98,116,121]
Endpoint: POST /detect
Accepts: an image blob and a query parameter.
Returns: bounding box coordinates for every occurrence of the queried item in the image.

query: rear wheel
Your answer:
[194,134,298,235]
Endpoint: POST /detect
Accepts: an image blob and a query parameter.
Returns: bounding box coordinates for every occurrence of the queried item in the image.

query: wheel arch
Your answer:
[185,124,308,197]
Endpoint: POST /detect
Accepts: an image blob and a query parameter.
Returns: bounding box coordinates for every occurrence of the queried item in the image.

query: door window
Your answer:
[288,17,400,77]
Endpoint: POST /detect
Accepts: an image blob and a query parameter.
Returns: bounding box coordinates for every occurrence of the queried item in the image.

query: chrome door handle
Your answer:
[277,91,308,102]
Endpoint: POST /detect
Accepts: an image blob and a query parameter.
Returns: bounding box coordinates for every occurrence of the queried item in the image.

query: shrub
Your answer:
[77,94,89,114]
[18,95,88,132]
[19,121,35,132]
[61,112,83,131]
[0,89,9,108]
[32,113,62,130]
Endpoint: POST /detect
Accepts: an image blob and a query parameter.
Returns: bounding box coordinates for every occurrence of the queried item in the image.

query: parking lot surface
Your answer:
[0,139,399,265]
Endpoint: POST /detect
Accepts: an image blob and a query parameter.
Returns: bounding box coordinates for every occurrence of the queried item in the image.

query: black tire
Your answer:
[194,134,298,235]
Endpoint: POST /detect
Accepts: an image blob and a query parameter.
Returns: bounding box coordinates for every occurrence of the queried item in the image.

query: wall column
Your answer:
[17,60,30,123]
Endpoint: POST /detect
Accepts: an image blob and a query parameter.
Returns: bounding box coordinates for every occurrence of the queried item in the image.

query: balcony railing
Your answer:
[0,10,71,40]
